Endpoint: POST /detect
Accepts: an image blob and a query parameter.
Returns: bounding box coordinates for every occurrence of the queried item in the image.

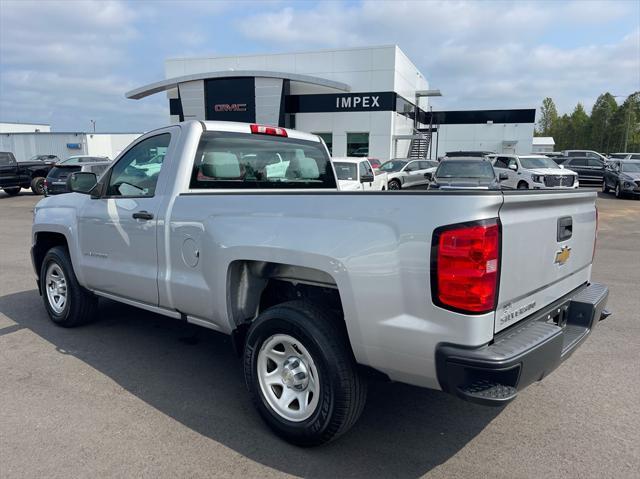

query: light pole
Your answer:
[90,120,96,133]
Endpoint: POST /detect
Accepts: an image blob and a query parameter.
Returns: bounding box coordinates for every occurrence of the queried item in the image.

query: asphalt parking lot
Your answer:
[0,191,638,478]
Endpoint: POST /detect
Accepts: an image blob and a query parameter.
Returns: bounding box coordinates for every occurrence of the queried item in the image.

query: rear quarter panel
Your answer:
[165,192,503,389]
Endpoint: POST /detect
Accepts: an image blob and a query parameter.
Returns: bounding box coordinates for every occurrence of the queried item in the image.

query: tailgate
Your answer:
[495,191,597,333]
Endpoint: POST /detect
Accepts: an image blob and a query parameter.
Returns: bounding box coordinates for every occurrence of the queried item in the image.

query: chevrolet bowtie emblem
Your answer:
[555,246,571,265]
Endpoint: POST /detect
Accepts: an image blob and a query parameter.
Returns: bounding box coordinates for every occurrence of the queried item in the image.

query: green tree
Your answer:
[612,92,640,152]
[570,103,590,148]
[589,93,618,152]
[537,97,558,136]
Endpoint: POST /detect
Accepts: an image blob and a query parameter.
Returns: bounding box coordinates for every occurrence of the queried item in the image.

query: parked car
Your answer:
[44,161,111,195]
[608,153,640,161]
[58,155,111,165]
[379,159,438,190]
[555,157,605,185]
[0,151,54,195]
[491,154,579,190]
[602,159,640,198]
[562,150,607,162]
[31,120,609,446]
[332,157,388,191]
[427,157,506,190]
[367,158,382,170]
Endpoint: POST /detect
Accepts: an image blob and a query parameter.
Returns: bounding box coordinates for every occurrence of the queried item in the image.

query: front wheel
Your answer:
[244,301,367,446]
[615,183,623,199]
[31,177,45,195]
[40,246,98,327]
[3,187,21,196]
[602,181,609,193]
[388,179,401,190]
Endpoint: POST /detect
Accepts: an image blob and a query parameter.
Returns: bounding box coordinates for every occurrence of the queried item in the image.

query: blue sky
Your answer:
[0,0,638,132]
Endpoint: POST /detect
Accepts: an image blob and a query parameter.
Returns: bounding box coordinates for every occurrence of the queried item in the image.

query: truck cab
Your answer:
[332,157,388,191]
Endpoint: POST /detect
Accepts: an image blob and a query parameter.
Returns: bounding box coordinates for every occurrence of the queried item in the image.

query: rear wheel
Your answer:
[388,179,401,190]
[244,300,367,446]
[31,177,45,195]
[3,187,20,196]
[40,246,98,327]
[517,181,529,190]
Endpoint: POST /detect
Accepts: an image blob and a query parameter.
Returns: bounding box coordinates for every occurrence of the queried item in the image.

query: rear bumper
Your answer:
[436,282,609,406]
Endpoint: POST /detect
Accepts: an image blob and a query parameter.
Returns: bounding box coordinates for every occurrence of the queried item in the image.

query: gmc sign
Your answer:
[214,103,247,112]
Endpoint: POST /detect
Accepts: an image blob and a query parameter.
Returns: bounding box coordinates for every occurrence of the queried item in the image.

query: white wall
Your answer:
[434,123,535,156]
[0,133,141,162]
[0,122,51,133]
[86,133,141,159]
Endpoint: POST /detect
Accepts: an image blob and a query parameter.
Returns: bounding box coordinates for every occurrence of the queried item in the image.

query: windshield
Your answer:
[520,157,560,169]
[621,162,640,173]
[379,160,407,172]
[333,162,358,180]
[436,161,495,179]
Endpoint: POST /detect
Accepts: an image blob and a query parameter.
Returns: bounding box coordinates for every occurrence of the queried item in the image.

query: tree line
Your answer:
[536,92,640,153]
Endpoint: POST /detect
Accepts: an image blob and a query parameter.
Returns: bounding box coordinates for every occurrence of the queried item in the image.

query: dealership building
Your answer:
[127,45,535,160]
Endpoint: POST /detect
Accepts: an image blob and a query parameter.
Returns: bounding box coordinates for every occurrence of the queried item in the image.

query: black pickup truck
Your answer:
[0,151,55,196]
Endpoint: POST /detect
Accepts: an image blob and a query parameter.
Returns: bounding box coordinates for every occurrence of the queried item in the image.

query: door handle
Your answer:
[132,210,154,220]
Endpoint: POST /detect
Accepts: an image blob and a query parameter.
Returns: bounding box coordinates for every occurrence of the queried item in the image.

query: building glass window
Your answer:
[313,133,333,155]
[347,132,369,157]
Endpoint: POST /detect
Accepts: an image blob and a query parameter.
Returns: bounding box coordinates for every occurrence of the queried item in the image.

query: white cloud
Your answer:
[238,0,640,113]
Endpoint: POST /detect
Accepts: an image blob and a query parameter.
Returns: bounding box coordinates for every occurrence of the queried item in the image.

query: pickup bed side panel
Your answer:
[166,193,503,389]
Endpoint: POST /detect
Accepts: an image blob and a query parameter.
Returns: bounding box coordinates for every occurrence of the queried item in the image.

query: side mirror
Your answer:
[424,172,433,181]
[360,175,374,183]
[508,164,518,171]
[499,172,509,181]
[559,164,565,169]
[67,172,97,195]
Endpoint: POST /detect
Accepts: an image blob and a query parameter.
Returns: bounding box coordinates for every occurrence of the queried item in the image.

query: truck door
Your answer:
[0,152,18,187]
[76,130,174,305]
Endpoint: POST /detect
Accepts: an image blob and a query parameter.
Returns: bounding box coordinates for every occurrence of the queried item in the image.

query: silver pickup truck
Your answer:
[31,121,610,446]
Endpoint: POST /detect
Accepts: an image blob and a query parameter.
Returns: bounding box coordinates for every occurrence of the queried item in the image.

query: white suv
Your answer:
[491,154,579,189]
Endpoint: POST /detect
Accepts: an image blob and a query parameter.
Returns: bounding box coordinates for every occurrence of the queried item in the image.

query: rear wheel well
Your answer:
[33,232,68,281]
[31,169,48,179]
[227,260,345,353]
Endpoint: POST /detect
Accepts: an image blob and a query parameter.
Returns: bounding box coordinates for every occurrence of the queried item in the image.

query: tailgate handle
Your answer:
[557,216,572,242]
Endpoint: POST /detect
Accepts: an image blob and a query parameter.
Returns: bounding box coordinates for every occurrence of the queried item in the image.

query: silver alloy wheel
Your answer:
[257,333,320,422]
[45,262,67,314]
[389,180,400,190]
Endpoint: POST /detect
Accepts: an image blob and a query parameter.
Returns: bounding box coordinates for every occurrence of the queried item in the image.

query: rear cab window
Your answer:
[190,132,336,190]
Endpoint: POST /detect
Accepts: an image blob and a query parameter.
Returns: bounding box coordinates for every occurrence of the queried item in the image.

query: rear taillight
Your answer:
[431,219,500,314]
[250,124,288,137]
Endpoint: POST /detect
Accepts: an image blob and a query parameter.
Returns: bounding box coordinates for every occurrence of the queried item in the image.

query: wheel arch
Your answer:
[32,231,69,290]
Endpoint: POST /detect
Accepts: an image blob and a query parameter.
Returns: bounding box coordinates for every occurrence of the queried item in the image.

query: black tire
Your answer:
[3,187,21,196]
[517,181,529,190]
[244,300,367,446]
[388,179,401,190]
[40,246,98,327]
[31,177,45,195]
[602,181,609,193]
[615,183,623,199]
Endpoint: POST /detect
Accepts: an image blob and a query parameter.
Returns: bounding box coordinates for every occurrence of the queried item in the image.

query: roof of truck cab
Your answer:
[200,121,320,142]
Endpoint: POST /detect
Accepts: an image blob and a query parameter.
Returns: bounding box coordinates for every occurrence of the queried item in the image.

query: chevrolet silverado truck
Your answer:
[31,121,610,446]
[1,151,55,195]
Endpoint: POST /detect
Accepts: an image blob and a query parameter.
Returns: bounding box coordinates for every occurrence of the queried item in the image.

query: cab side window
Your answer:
[587,158,603,168]
[106,134,170,197]
[495,157,510,168]
[569,158,587,167]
